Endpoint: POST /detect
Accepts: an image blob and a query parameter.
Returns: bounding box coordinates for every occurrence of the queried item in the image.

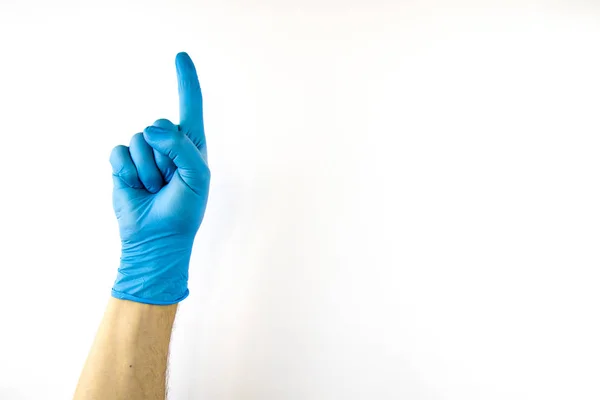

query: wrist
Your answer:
[112,238,194,305]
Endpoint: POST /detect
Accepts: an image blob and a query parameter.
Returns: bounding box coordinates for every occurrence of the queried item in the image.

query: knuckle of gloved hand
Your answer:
[117,172,142,189]
[119,168,137,181]
[199,163,211,181]
[131,132,144,144]
[109,145,126,163]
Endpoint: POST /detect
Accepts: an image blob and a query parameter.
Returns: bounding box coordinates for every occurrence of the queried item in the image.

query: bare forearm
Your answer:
[73,298,177,400]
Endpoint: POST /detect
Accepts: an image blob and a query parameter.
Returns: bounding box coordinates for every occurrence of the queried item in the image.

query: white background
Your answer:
[1,1,599,399]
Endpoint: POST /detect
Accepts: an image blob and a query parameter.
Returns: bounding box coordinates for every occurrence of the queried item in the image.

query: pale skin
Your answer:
[73,299,177,400]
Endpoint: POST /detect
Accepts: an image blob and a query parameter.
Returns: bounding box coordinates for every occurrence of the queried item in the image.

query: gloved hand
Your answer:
[109,52,210,305]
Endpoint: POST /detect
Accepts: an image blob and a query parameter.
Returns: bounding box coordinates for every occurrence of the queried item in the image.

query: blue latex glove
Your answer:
[109,52,210,305]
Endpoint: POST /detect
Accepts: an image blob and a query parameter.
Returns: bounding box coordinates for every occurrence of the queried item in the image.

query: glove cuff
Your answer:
[111,288,189,305]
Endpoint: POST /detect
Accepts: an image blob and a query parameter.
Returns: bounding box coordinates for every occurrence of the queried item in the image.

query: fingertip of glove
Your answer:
[175,51,192,66]
[144,126,167,135]
[152,118,178,131]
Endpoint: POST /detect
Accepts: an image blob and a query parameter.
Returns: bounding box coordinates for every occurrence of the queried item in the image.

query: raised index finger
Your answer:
[176,52,205,148]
